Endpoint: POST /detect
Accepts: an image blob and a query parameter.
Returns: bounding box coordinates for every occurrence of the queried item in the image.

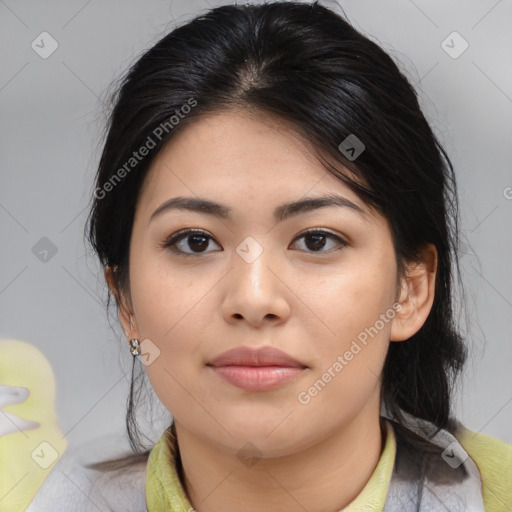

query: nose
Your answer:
[221,240,291,328]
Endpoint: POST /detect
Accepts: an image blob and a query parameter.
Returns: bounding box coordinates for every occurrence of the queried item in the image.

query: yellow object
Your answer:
[458,427,512,512]
[145,418,512,511]
[0,339,67,512]
[342,420,395,511]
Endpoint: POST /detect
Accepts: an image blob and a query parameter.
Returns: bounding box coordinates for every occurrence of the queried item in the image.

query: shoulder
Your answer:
[455,426,512,512]
[25,436,149,512]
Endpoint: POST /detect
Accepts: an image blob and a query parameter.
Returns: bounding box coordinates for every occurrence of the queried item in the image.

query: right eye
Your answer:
[160,229,222,256]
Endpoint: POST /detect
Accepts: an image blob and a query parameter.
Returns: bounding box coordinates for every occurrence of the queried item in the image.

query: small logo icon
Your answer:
[138,339,161,366]
[32,237,58,263]
[441,32,469,59]
[236,236,263,264]
[338,134,365,161]
[236,442,262,468]
[31,32,59,59]
[441,441,468,469]
[31,441,59,469]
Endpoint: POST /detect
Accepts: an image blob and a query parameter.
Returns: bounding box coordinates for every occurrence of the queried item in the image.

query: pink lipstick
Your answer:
[207,346,307,392]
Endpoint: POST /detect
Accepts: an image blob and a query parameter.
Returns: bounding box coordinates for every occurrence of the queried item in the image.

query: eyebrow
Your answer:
[149,194,367,224]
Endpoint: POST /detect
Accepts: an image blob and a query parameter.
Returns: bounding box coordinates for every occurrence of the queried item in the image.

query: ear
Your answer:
[104,266,140,341]
[390,243,437,342]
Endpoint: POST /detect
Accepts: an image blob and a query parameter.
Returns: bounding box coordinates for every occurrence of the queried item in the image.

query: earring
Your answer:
[129,339,140,356]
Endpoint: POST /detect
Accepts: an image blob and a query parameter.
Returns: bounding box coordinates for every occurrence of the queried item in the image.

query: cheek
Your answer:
[301,258,396,354]
[131,254,210,343]
[295,257,396,411]
[129,259,214,411]
[296,278,392,422]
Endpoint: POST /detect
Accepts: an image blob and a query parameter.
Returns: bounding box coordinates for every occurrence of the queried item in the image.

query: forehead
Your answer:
[137,109,370,221]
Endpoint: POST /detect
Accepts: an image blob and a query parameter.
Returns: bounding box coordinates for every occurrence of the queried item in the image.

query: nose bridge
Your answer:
[221,233,291,326]
[233,235,271,290]
[225,232,289,325]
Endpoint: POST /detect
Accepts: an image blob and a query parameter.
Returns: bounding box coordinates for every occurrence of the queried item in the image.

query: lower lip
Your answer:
[209,365,306,391]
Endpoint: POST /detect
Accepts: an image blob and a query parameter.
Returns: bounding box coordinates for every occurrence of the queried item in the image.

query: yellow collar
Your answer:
[145,419,396,511]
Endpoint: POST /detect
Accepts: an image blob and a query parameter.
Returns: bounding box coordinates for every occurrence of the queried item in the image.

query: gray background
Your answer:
[1,0,511,456]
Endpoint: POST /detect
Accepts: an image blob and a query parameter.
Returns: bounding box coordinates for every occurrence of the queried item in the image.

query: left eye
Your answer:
[290,230,346,253]
[161,229,346,256]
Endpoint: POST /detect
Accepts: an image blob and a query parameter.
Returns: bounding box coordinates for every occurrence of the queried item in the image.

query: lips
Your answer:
[207,346,307,368]
[207,346,308,392]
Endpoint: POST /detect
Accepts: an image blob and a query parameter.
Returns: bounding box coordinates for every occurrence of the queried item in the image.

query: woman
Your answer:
[26,1,512,511]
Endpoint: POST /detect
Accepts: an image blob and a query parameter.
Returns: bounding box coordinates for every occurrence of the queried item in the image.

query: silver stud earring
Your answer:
[129,339,140,356]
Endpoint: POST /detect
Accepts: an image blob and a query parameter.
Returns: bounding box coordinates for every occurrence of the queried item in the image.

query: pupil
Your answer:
[189,234,208,252]
[307,234,326,251]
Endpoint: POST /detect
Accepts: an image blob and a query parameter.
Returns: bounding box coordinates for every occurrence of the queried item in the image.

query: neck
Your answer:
[175,411,385,512]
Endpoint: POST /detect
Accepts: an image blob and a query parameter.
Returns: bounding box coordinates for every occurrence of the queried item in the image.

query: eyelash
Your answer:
[160,228,347,257]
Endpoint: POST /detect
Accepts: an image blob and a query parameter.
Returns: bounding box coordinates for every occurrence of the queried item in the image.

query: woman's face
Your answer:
[122,109,404,456]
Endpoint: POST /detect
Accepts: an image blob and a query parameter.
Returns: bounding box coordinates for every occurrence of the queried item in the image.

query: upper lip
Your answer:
[207,346,307,368]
